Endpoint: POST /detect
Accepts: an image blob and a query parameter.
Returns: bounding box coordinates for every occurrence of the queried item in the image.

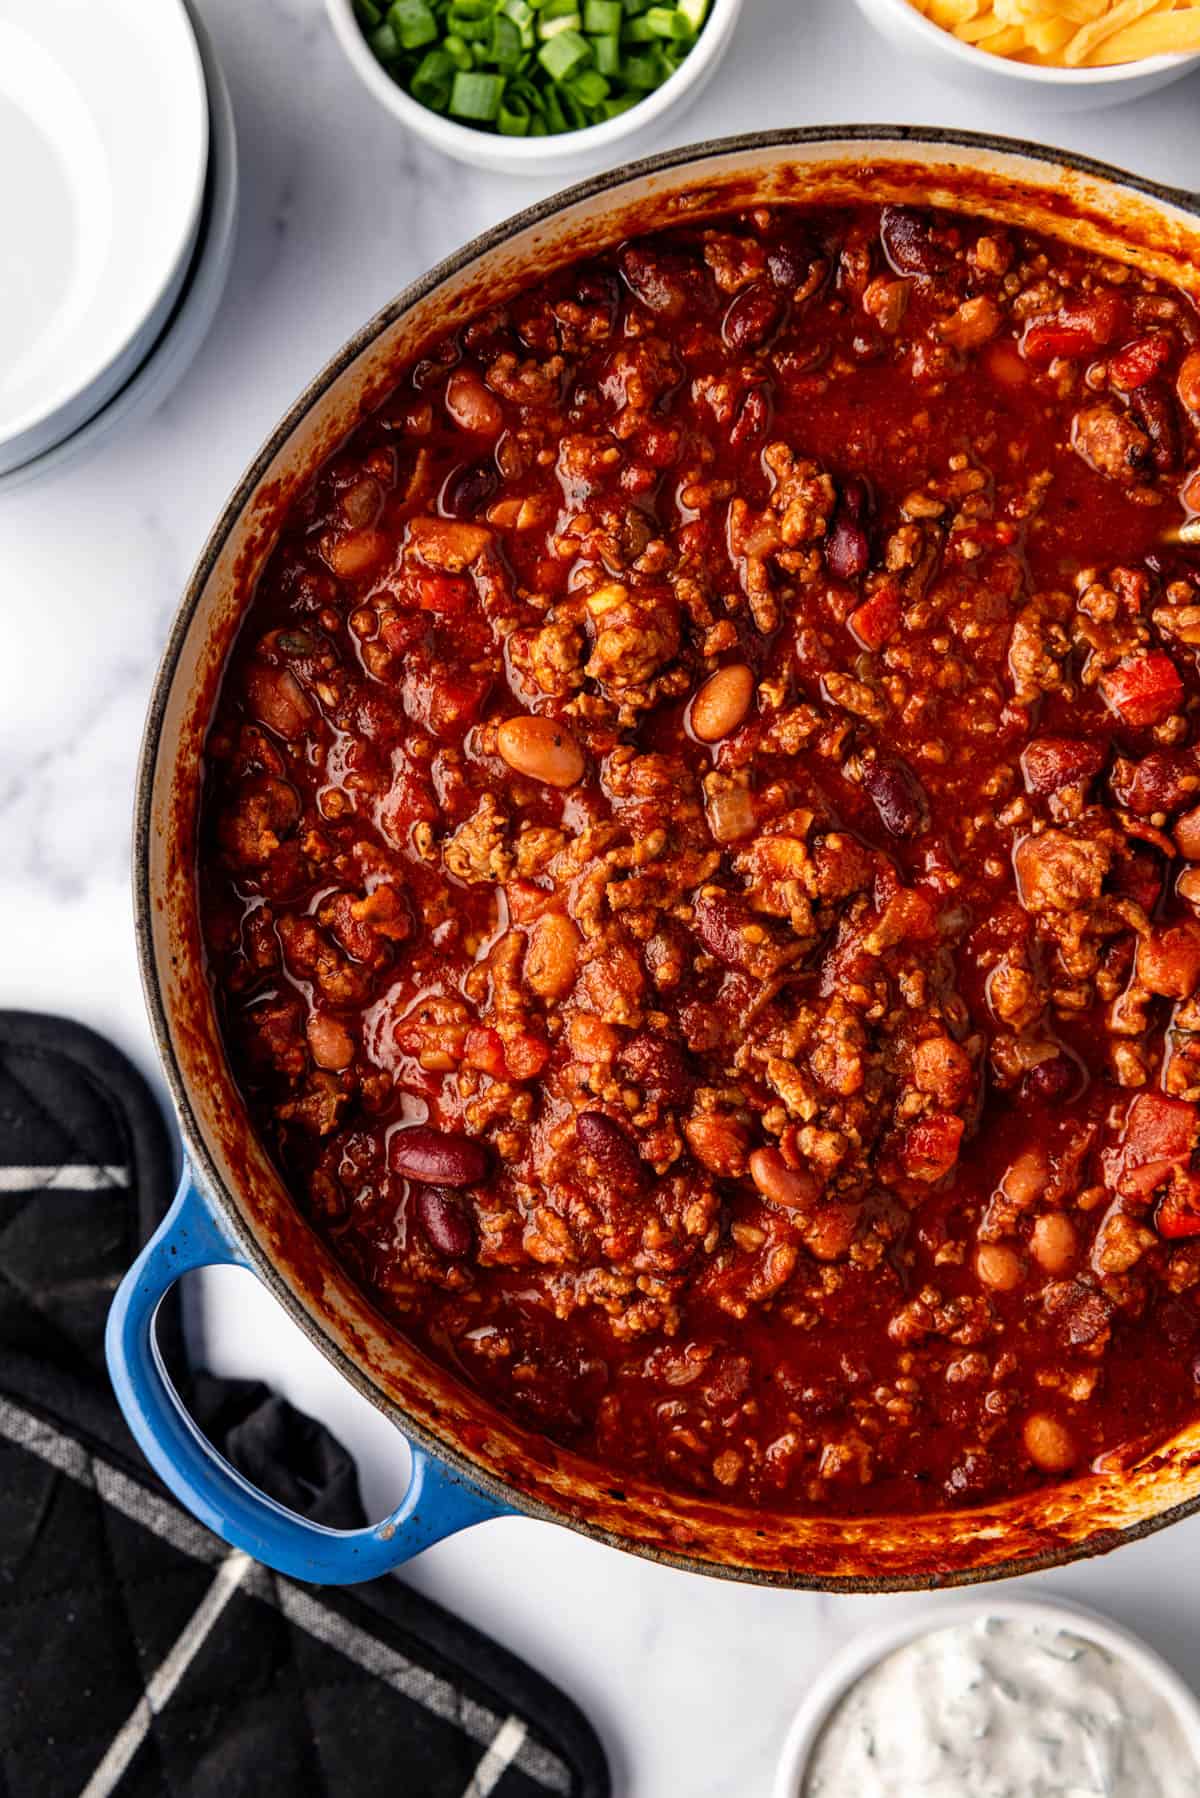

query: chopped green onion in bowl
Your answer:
[352,0,710,132]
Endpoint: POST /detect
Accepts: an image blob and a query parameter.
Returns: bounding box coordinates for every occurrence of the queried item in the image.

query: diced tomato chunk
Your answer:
[1100,653,1184,728]
[1125,1091,1198,1164]
[1109,334,1174,391]
[897,1114,965,1183]
[848,580,901,652]
[1157,1171,1200,1239]
[1137,922,1200,1000]
[1022,291,1127,366]
[1020,736,1105,796]
[416,573,471,615]
[1110,1091,1200,1200]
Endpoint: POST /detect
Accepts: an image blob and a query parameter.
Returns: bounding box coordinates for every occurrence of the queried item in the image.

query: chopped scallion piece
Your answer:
[645,5,693,39]
[367,20,402,60]
[388,0,438,49]
[410,46,455,105]
[449,68,505,117]
[442,31,474,66]
[538,26,590,77]
[590,31,620,72]
[568,66,610,103]
[583,0,622,30]
[499,93,533,132]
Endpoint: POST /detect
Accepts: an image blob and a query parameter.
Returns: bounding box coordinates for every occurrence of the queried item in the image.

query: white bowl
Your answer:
[853,0,1200,107]
[325,0,743,175]
[0,0,209,474]
[773,1595,1200,1798]
[0,1,238,497]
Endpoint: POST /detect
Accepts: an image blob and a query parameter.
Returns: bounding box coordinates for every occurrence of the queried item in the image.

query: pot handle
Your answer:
[106,1168,510,1584]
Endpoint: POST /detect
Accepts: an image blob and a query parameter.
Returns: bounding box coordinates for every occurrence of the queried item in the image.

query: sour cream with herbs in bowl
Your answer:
[776,1599,1200,1798]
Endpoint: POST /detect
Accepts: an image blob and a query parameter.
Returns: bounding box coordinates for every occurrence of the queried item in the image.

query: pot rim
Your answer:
[134,122,1200,1591]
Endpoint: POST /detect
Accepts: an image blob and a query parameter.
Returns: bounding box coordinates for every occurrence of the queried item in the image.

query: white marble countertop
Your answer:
[3,2,1200,1791]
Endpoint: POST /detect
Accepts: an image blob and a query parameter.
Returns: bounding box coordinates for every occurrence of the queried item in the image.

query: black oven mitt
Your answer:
[0,1011,609,1798]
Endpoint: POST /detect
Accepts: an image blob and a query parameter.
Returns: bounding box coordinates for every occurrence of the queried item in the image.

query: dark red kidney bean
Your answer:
[864,760,928,839]
[1110,747,1200,815]
[412,340,460,390]
[826,514,869,581]
[880,205,949,277]
[729,384,770,451]
[440,460,498,519]
[766,236,819,291]
[414,1185,473,1258]
[619,244,697,318]
[1021,735,1107,797]
[575,269,620,314]
[1022,1050,1085,1105]
[722,282,783,352]
[839,476,870,522]
[1129,381,1181,471]
[691,889,755,970]
[576,1110,643,1189]
[617,1031,693,1107]
[389,1124,489,1187]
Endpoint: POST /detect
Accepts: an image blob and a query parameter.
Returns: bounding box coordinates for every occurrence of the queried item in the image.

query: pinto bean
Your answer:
[525,910,580,1001]
[389,1125,489,1187]
[496,715,585,788]
[576,1110,643,1189]
[414,1185,473,1258]
[445,368,504,436]
[975,1242,1023,1292]
[690,664,754,742]
[306,1013,354,1071]
[1031,1212,1077,1274]
[1001,1150,1047,1210]
[245,665,313,741]
[1023,1412,1077,1473]
[749,1147,820,1211]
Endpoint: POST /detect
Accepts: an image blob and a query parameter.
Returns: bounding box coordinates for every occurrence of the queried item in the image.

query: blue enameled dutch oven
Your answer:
[108,127,1200,1589]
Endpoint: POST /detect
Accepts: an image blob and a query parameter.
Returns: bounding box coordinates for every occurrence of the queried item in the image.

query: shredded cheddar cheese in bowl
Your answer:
[906,0,1200,64]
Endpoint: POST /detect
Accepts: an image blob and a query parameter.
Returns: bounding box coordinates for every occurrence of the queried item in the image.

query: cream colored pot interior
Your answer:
[141,131,1200,1588]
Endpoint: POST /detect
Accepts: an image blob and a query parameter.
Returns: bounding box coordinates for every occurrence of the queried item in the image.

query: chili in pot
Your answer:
[198,197,1200,1520]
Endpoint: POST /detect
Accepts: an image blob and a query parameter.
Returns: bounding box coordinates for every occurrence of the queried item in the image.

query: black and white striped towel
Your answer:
[0,1012,610,1798]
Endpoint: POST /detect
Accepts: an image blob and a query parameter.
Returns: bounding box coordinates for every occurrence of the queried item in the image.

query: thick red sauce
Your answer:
[200,201,1200,1514]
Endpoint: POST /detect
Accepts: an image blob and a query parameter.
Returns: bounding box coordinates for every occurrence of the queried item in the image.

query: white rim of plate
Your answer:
[0,0,238,496]
[773,1594,1200,1798]
[0,0,209,455]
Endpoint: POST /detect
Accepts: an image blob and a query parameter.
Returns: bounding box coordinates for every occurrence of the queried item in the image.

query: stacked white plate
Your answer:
[0,0,239,491]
